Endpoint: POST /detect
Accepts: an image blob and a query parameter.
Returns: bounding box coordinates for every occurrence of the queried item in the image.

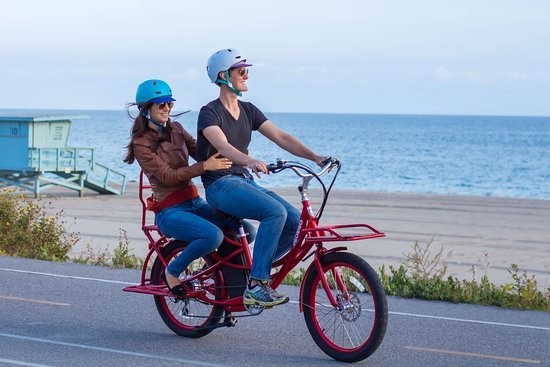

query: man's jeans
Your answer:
[206,175,300,281]
[156,196,255,278]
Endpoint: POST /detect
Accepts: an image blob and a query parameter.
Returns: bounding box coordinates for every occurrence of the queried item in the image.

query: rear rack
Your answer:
[303,224,385,243]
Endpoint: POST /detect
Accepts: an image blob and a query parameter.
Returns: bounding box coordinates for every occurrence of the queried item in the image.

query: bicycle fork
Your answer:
[299,246,350,311]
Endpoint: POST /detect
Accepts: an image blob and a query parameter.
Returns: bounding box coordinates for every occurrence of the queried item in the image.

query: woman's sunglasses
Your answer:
[154,102,174,110]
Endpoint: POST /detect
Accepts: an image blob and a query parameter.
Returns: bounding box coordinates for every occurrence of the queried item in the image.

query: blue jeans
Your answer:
[206,175,300,281]
[155,197,256,278]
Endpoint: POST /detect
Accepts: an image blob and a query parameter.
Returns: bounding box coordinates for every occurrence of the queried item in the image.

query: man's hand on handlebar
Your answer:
[315,155,331,168]
[246,158,268,178]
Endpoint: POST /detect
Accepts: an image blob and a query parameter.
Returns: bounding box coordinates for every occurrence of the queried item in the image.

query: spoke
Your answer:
[313,265,376,350]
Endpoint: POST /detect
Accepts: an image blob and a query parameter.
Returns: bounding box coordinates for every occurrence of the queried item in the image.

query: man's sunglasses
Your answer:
[231,67,248,77]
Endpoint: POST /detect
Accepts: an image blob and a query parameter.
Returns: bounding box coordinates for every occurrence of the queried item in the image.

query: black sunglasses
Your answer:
[154,102,174,110]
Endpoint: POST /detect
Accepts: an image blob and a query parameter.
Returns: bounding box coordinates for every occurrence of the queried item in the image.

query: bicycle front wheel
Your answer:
[151,240,224,338]
[302,252,388,362]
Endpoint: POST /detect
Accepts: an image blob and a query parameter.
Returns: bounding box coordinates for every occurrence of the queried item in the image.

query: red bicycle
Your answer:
[124,158,388,362]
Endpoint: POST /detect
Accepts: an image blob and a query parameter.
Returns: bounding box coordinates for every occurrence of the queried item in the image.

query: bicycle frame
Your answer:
[124,159,385,314]
[266,159,385,310]
[123,171,255,311]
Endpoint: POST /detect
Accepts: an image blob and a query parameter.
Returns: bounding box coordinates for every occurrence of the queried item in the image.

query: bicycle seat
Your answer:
[214,209,241,221]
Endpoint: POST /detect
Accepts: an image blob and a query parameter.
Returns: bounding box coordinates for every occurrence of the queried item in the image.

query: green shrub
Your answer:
[282,240,549,311]
[0,186,79,261]
[112,229,143,269]
[73,228,143,269]
[379,241,550,311]
[283,268,306,286]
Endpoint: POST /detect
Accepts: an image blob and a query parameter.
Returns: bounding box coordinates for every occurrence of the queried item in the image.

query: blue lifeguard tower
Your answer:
[0,114,126,197]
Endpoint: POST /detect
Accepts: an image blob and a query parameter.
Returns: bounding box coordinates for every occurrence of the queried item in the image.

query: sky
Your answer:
[1,0,549,116]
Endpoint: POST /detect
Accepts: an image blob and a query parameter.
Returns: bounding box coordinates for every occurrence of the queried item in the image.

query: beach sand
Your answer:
[36,183,550,288]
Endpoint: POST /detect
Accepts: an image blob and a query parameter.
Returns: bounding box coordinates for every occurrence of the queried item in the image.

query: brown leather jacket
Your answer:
[132,121,205,203]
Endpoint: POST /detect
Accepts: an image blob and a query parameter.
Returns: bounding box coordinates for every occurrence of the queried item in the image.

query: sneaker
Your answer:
[243,282,289,307]
[266,283,285,300]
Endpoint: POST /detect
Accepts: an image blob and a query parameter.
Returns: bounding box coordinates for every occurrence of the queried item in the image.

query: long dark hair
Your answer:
[123,102,188,164]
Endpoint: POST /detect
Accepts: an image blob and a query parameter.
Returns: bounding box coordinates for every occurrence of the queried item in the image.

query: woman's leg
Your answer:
[155,198,224,278]
[206,176,286,281]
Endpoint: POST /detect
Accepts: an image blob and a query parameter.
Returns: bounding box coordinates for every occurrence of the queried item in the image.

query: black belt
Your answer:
[228,172,253,179]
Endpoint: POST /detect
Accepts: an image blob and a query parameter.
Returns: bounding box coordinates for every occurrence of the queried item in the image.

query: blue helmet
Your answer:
[206,48,252,83]
[135,79,176,105]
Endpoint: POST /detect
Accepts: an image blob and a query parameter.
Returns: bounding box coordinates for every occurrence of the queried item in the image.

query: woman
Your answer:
[197,49,329,307]
[124,79,255,296]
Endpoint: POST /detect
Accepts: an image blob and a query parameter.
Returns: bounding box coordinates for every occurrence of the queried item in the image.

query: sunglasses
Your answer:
[231,67,248,77]
[154,102,174,110]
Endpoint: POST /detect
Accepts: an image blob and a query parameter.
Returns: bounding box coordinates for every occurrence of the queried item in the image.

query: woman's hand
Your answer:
[203,152,232,171]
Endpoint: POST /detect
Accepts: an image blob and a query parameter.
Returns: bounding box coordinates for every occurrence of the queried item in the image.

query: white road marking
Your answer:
[389,310,550,331]
[0,332,229,367]
[0,358,53,367]
[405,346,542,364]
[0,295,70,306]
[3,266,549,332]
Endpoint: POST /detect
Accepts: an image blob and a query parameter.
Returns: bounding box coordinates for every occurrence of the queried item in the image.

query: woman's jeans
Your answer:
[206,175,300,281]
[155,196,256,278]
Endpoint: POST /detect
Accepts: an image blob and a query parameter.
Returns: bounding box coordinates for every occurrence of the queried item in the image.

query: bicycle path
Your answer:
[1,256,548,366]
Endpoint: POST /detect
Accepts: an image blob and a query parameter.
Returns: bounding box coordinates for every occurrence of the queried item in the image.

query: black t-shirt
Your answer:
[197,99,267,187]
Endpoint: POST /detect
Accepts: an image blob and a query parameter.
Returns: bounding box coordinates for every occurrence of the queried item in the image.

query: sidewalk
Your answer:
[39,182,550,287]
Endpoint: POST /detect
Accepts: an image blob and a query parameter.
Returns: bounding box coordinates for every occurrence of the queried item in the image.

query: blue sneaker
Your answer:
[243,281,289,307]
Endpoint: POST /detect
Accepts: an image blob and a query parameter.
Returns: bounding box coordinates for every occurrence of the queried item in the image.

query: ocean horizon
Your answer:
[1,108,549,200]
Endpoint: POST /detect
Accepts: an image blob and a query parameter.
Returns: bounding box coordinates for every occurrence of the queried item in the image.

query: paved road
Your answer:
[1,256,548,367]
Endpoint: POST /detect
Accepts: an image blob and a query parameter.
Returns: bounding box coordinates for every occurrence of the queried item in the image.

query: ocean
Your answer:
[1,109,549,200]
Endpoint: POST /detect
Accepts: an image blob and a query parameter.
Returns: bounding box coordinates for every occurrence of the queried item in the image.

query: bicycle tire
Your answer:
[302,252,388,362]
[151,240,225,338]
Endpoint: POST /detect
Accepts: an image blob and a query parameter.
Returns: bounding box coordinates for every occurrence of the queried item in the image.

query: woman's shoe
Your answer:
[160,269,187,297]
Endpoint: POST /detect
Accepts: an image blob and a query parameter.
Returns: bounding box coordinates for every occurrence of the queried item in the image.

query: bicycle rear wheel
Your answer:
[302,252,388,362]
[151,240,224,338]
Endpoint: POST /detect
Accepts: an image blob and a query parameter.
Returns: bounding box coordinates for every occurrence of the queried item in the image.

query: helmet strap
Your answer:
[216,70,242,97]
[142,111,165,133]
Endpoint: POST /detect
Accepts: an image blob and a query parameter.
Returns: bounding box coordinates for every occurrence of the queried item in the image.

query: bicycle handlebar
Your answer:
[266,157,340,220]
[266,157,340,178]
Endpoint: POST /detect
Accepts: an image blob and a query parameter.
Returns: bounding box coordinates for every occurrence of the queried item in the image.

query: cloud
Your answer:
[180,68,200,81]
[464,72,491,84]
[434,66,455,81]
[506,71,529,81]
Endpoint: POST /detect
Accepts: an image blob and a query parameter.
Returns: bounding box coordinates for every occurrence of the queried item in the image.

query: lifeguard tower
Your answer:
[0,114,126,198]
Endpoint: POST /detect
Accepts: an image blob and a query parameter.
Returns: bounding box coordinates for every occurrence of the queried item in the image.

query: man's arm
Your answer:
[258,120,327,166]
[202,125,267,174]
